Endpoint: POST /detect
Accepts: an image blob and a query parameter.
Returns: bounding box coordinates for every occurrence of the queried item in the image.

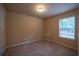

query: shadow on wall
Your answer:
[0,4,5,55]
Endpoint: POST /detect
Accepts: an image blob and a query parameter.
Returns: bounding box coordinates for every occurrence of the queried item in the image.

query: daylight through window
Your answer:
[59,16,75,39]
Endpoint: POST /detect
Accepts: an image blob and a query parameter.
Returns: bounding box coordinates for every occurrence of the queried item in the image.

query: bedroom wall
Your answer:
[6,11,43,47]
[0,4,6,55]
[44,9,78,50]
[77,7,79,56]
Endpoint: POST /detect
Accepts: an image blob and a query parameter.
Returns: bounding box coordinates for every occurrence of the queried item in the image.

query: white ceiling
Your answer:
[4,3,78,19]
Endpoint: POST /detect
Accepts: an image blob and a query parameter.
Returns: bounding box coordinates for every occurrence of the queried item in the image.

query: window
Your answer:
[59,16,75,40]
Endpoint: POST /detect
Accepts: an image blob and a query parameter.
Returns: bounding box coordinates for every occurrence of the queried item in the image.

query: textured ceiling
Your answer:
[4,3,78,19]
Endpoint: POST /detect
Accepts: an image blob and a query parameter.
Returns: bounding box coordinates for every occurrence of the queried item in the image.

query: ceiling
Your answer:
[4,3,78,19]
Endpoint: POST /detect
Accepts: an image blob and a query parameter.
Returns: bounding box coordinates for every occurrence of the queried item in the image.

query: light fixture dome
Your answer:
[36,5,45,12]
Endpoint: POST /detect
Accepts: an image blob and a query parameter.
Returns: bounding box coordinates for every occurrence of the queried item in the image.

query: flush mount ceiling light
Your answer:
[36,5,45,12]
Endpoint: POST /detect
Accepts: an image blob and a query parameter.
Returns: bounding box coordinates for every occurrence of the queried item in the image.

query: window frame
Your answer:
[59,16,75,40]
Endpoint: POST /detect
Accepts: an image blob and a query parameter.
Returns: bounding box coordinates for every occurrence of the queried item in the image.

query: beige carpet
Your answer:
[3,40,77,56]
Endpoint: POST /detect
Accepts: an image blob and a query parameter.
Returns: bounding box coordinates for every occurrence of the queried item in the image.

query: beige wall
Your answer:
[77,7,79,56]
[6,11,43,47]
[0,4,6,55]
[45,9,78,50]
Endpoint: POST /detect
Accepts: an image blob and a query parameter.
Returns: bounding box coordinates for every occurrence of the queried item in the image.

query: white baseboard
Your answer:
[6,39,42,49]
[45,39,77,50]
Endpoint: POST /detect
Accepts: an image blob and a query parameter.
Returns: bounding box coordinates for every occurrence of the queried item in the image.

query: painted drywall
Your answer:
[44,9,78,50]
[6,11,43,47]
[77,8,79,55]
[0,4,6,55]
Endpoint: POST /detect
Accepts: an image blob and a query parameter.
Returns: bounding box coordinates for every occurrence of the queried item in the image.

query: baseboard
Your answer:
[6,39,42,49]
[45,39,77,50]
